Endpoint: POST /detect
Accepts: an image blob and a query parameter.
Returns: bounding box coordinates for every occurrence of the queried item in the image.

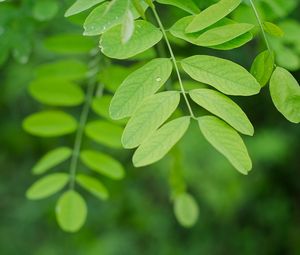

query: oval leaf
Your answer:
[156,0,200,14]
[76,174,109,201]
[181,55,261,96]
[80,150,125,180]
[174,193,199,228]
[56,190,87,233]
[26,173,69,200]
[32,147,72,175]
[270,67,300,123]
[65,0,105,17]
[110,58,173,120]
[189,89,254,135]
[85,120,123,148]
[29,79,84,106]
[251,50,275,87]
[23,111,77,137]
[198,115,252,174]
[122,91,180,149]
[133,117,190,167]
[186,0,241,33]
[100,20,162,59]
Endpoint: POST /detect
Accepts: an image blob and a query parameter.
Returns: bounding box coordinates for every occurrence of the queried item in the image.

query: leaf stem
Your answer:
[69,56,100,189]
[151,7,195,118]
[249,0,271,52]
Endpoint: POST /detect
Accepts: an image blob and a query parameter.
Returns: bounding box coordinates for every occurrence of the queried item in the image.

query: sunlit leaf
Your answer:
[156,0,200,14]
[65,0,105,17]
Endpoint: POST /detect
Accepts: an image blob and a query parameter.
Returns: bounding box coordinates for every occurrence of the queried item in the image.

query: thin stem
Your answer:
[249,0,271,52]
[151,7,195,118]
[69,80,97,189]
[69,54,101,189]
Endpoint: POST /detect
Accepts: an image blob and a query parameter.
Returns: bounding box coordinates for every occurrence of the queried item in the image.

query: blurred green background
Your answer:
[0,0,300,254]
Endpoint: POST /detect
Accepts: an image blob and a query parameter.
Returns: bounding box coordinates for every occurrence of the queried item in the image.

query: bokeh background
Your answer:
[0,0,299,254]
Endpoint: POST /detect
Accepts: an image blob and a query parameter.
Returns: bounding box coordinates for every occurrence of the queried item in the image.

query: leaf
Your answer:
[269,67,300,123]
[131,0,146,19]
[83,0,128,36]
[186,0,241,33]
[85,120,123,148]
[110,58,173,120]
[170,16,252,50]
[26,173,69,200]
[32,0,59,21]
[32,147,72,175]
[23,111,77,137]
[100,20,162,59]
[189,89,254,135]
[29,79,85,106]
[198,115,252,174]
[76,174,109,200]
[122,91,180,149]
[65,0,105,17]
[121,9,135,44]
[36,59,87,81]
[263,21,284,37]
[156,0,200,14]
[181,55,261,96]
[80,150,125,180]
[174,193,199,228]
[56,190,87,233]
[133,117,190,167]
[250,50,275,87]
[44,34,95,54]
[195,23,254,47]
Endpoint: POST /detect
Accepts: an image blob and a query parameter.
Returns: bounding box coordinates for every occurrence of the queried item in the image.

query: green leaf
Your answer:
[263,21,284,37]
[80,150,125,180]
[156,0,200,14]
[65,0,105,17]
[26,173,69,200]
[100,20,162,59]
[133,117,190,167]
[56,190,87,233]
[170,16,252,50]
[23,111,77,137]
[29,79,85,106]
[181,55,260,96]
[110,58,173,120]
[32,0,59,21]
[195,23,254,47]
[174,193,199,228]
[76,174,109,201]
[32,147,72,175]
[190,89,254,135]
[270,67,300,123]
[186,0,241,33]
[83,0,128,36]
[198,115,252,174]
[250,50,275,87]
[122,91,180,149]
[85,120,123,148]
[132,0,146,19]
[121,9,135,44]
[44,34,95,54]
[36,59,87,81]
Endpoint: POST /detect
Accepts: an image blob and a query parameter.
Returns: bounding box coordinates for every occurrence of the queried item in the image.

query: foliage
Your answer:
[0,0,299,248]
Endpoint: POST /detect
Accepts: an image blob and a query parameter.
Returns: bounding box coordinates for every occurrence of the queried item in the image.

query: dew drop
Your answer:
[156,77,162,82]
